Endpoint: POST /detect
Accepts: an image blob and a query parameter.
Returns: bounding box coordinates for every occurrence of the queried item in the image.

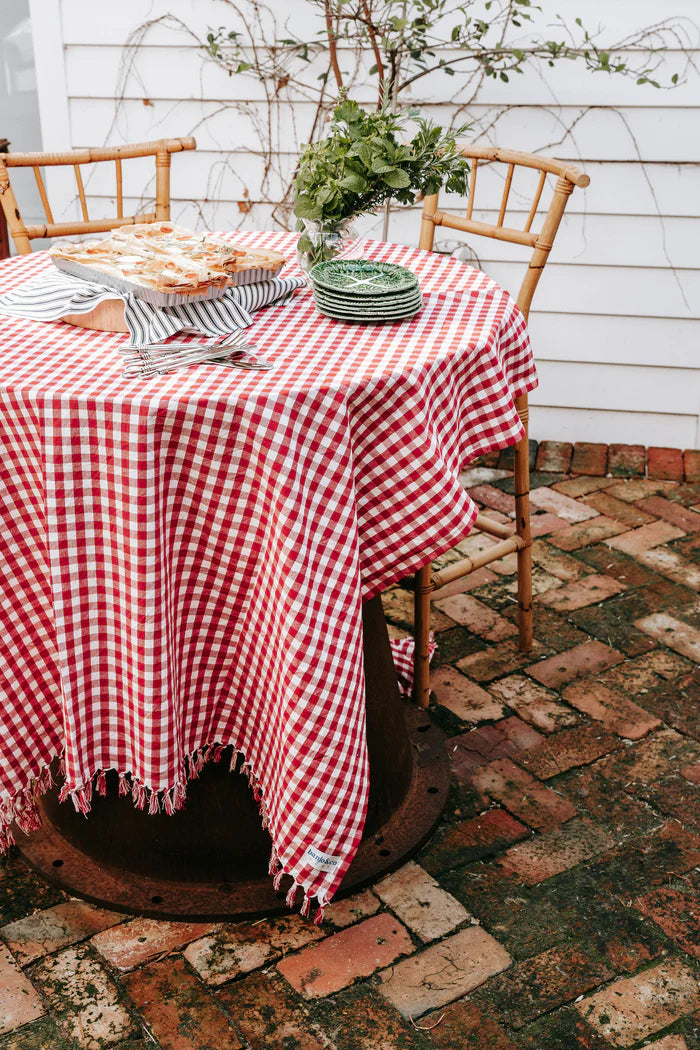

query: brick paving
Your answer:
[0,439,699,1049]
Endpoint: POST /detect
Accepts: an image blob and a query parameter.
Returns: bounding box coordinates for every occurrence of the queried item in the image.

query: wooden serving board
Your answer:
[61,299,128,333]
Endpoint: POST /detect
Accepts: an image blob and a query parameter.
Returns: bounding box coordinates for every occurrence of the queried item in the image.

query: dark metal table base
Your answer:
[17,597,449,921]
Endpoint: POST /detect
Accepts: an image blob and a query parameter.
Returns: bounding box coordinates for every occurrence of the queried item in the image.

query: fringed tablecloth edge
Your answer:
[0,740,329,924]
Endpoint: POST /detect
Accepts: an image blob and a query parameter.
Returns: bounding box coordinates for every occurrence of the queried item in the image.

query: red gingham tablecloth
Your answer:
[0,232,537,919]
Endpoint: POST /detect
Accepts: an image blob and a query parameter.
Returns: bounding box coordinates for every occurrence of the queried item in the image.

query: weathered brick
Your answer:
[536,573,626,612]
[439,864,567,960]
[433,593,517,641]
[456,638,549,683]
[682,762,700,785]
[324,889,380,930]
[608,443,646,477]
[531,608,592,653]
[605,478,679,502]
[600,648,693,693]
[518,1006,621,1050]
[610,515,686,559]
[632,670,700,740]
[535,441,573,474]
[449,718,542,778]
[562,680,661,739]
[637,495,700,533]
[571,443,608,477]
[313,985,435,1049]
[91,917,216,972]
[497,819,615,885]
[0,901,122,968]
[648,1037,692,1050]
[418,808,530,876]
[31,944,137,1046]
[592,729,700,788]
[432,666,506,722]
[635,612,700,663]
[277,913,412,999]
[184,914,324,986]
[529,512,571,537]
[531,540,595,581]
[527,640,624,689]
[576,958,700,1047]
[469,483,518,515]
[549,516,629,551]
[568,603,658,658]
[217,969,330,1049]
[557,764,663,841]
[475,568,564,614]
[585,821,700,896]
[583,490,656,527]
[0,943,45,1035]
[648,446,685,481]
[530,487,599,523]
[669,482,700,508]
[475,943,612,1028]
[471,758,577,830]
[543,870,671,972]
[685,449,700,483]
[426,1000,520,1049]
[0,866,63,927]
[553,475,617,498]
[575,543,659,587]
[378,926,511,1018]
[488,674,579,733]
[637,773,700,833]
[374,861,468,942]
[517,724,619,779]
[638,545,700,590]
[123,954,243,1049]
[633,874,700,958]
[0,1018,74,1050]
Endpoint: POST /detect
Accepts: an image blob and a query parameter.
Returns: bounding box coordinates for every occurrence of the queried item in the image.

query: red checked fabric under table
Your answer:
[0,232,536,917]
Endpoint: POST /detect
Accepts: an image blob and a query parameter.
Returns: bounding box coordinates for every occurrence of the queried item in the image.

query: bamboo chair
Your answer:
[0,137,196,254]
[413,145,589,709]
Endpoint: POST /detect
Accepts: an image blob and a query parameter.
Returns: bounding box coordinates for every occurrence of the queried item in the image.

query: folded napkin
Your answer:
[0,270,306,347]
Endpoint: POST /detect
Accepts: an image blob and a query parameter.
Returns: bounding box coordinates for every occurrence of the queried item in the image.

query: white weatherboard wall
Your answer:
[28,0,700,448]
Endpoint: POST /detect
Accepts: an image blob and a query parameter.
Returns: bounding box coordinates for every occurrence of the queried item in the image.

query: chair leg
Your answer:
[513,393,533,650]
[413,565,432,709]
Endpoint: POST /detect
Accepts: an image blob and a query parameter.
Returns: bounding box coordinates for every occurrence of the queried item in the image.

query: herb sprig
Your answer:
[293,98,471,229]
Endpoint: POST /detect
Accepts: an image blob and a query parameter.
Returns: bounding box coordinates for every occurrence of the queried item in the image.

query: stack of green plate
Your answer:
[309,259,423,323]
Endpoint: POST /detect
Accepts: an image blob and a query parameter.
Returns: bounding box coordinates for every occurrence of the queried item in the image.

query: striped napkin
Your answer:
[0,270,307,347]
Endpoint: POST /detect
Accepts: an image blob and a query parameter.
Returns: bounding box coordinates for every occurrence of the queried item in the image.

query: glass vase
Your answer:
[296,218,361,273]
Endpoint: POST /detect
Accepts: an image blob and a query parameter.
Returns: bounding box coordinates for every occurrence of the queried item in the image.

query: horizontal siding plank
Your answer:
[64,43,700,108]
[529,406,698,449]
[59,0,700,46]
[534,361,700,415]
[67,97,700,163]
[481,261,700,319]
[527,314,700,370]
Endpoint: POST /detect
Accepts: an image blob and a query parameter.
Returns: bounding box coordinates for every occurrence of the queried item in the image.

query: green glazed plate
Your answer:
[310,259,420,297]
[313,292,423,317]
[313,287,423,309]
[316,301,423,323]
[313,294,423,317]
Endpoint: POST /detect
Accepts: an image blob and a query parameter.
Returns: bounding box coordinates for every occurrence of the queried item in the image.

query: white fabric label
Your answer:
[304,846,340,872]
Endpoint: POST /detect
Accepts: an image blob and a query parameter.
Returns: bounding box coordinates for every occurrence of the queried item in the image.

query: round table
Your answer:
[0,232,536,916]
[19,596,449,920]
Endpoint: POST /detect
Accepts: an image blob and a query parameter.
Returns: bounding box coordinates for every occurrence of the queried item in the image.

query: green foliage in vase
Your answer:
[293,97,470,231]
